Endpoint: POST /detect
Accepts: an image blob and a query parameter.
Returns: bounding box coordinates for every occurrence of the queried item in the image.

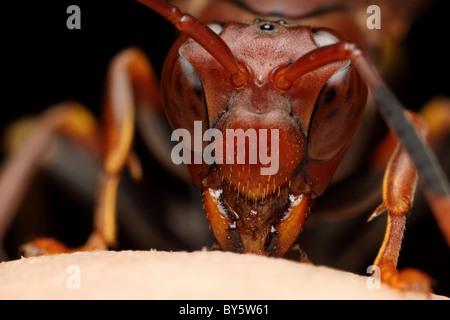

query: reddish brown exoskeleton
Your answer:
[0,0,449,294]
[136,0,450,292]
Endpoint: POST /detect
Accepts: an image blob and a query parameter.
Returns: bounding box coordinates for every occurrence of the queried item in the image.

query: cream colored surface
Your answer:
[0,250,446,300]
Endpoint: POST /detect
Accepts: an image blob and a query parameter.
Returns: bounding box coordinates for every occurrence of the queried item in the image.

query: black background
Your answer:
[2,0,173,129]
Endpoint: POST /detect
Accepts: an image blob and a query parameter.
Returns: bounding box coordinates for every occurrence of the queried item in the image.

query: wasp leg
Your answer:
[83,48,167,251]
[370,98,450,247]
[419,98,450,246]
[371,112,432,293]
[420,97,450,147]
[0,103,100,256]
[288,243,311,263]
[5,48,167,256]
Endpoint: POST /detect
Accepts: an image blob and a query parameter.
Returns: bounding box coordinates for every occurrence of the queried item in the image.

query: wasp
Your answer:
[1,0,449,294]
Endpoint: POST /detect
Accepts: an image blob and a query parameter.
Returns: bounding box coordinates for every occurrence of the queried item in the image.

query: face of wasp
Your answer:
[162,19,367,255]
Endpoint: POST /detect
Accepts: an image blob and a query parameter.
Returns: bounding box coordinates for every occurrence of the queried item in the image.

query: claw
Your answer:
[20,232,107,257]
[367,203,388,222]
[379,262,432,295]
[20,238,72,257]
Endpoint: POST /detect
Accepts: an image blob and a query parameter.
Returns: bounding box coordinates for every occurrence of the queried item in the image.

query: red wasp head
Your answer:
[139,0,367,256]
[161,18,367,256]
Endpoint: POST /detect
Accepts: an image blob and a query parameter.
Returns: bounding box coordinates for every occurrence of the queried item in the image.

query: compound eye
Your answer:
[308,65,366,161]
[312,28,340,47]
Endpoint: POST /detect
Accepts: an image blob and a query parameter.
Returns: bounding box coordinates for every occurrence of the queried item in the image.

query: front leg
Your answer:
[20,48,162,255]
[369,112,431,293]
